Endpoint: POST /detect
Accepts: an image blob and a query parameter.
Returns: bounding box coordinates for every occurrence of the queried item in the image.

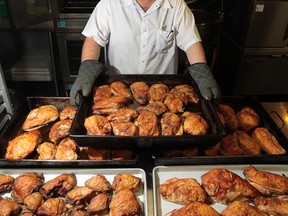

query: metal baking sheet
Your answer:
[0,168,148,215]
[153,164,288,216]
[69,74,226,148]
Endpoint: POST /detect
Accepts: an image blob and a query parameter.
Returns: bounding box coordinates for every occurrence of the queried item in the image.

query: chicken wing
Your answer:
[235,130,261,155]
[59,106,77,120]
[85,174,112,194]
[37,142,56,160]
[49,119,72,143]
[0,174,14,193]
[0,198,22,216]
[93,84,112,102]
[111,121,139,136]
[112,173,141,193]
[161,112,183,136]
[170,84,199,104]
[130,81,150,105]
[107,108,138,123]
[236,106,260,132]
[135,101,168,116]
[55,137,78,160]
[183,112,209,135]
[217,104,239,131]
[135,111,160,136]
[110,81,133,100]
[148,83,169,102]
[92,95,131,114]
[37,197,66,216]
[84,114,112,136]
[254,196,288,215]
[222,201,267,216]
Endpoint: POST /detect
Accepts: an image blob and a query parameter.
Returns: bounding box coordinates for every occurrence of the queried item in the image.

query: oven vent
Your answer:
[59,0,100,14]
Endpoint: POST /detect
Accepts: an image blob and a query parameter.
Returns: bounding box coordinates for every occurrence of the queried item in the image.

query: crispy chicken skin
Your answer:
[201,168,260,205]
[59,106,77,120]
[92,95,131,114]
[130,81,150,105]
[135,111,160,136]
[65,186,95,206]
[170,84,200,104]
[0,197,22,216]
[49,119,72,143]
[0,174,14,193]
[222,201,267,216]
[243,165,288,195]
[109,188,142,216]
[183,112,209,135]
[254,196,288,215]
[235,130,261,155]
[67,206,90,216]
[161,112,183,136]
[23,192,43,212]
[5,129,42,159]
[217,104,239,131]
[85,174,112,194]
[135,101,168,116]
[252,127,286,155]
[12,172,44,204]
[110,81,133,100]
[55,137,78,160]
[88,193,110,215]
[22,105,59,131]
[159,177,207,204]
[111,121,139,136]
[84,114,112,136]
[166,201,220,216]
[37,197,66,216]
[112,173,141,193]
[148,83,169,102]
[164,93,185,113]
[37,142,56,160]
[236,107,260,132]
[93,84,112,102]
[107,108,138,123]
[219,133,246,156]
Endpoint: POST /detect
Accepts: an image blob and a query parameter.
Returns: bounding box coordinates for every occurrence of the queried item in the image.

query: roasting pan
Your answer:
[69,74,226,148]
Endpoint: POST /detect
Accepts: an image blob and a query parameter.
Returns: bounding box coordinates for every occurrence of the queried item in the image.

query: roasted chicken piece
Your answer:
[37,142,56,160]
[252,127,286,155]
[84,114,112,136]
[65,186,95,206]
[88,193,110,215]
[219,133,246,156]
[12,172,44,204]
[111,121,139,136]
[161,112,183,136]
[37,197,66,216]
[112,173,141,193]
[235,130,261,155]
[93,84,112,102]
[159,177,207,204]
[170,84,199,104]
[135,111,160,136]
[201,168,260,205]
[130,81,150,105]
[110,81,133,100]
[135,101,168,116]
[85,174,112,194]
[217,104,239,131]
[55,137,78,160]
[21,210,34,216]
[92,95,131,114]
[5,129,42,159]
[236,106,260,132]
[109,188,142,216]
[162,148,199,157]
[107,108,138,123]
[111,149,134,160]
[22,105,59,131]
[49,119,72,143]
[203,143,220,156]
[0,197,22,216]
[23,192,43,212]
[59,106,77,120]
[39,173,77,198]
[0,174,14,193]
[164,93,185,113]
[254,196,288,215]
[67,206,90,216]
[165,201,220,216]
[216,111,226,127]
[243,165,288,195]
[85,147,111,160]
[222,201,267,216]
[148,83,169,102]
[182,112,209,135]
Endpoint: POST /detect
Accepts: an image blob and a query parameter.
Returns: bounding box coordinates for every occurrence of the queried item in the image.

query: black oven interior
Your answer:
[59,0,100,14]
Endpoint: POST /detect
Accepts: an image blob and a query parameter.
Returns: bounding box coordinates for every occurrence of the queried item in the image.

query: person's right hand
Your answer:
[70,60,104,106]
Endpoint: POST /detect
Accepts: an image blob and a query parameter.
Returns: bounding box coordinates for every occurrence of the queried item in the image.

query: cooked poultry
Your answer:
[164,93,185,113]
[55,137,78,160]
[135,101,168,116]
[111,121,139,136]
[59,106,77,120]
[254,196,288,215]
[162,148,199,157]
[182,112,209,135]
[84,114,112,136]
[252,127,286,154]
[49,119,72,143]
[110,81,133,100]
[85,147,111,160]
[219,133,246,156]
[23,192,43,212]
[112,173,141,193]
[130,81,150,105]
[85,174,112,194]
[0,197,22,216]
[93,84,112,102]
[170,84,199,104]
[12,172,44,204]
[161,112,183,136]
[243,165,288,195]
[111,150,134,160]
[107,108,138,123]
[201,168,260,205]
[37,197,66,216]
[203,143,220,156]
[0,174,14,193]
[165,201,220,216]
[148,83,169,102]
[65,186,95,206]
[236,106,260,132]
[109,188,142,216]
[88,193,110,215]
[135,111,160,136]
[216,111,226,127]
[217,104,239,131]
[5,129,42,159]
[235,130,261,155]
[39,173,77,198]
[22,105,59,131]
[37,142,56,160]
[21,210,34,216]
[222,201,267,216]
[159,177,207,204]
[92,95,131,114]
[67,206,90,216]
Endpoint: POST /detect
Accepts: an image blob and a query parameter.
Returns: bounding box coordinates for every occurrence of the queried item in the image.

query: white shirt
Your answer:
[82,0,201,74]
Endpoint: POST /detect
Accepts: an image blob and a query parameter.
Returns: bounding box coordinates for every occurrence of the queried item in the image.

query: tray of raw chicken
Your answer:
[69,74,226,148]
[153,164,288,215]
[0,97,138,167]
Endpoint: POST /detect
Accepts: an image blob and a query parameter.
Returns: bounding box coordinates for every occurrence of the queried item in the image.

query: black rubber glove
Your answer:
[187,63,221,100]
[70,60,104,106]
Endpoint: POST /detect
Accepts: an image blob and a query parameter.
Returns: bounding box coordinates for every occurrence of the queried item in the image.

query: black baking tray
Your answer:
[152,96,288,165]
[0,97,138,167]
[69,74,226,148]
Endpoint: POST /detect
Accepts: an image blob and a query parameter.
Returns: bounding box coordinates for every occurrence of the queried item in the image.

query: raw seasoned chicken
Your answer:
[170,84,199,104]
[84,114,112,136]
[93,84,112,102]
[92,95,131,114]
[23,192,43,212]
[219,133,246,156]
[243,165,288,195]
[111,121,139,136]
[5,129,42,159]
[0,197,22,216]
[37,142,56,160]
[65,186,95,206]
[164,93,185,113]
[0,174,14,193]
[182,112,209,135]
[254,196,288,215]
[110,81,133,100]
[135,101,168,116]
[112,173,141,193]
[130,81,150,105]
[37,197,66,216]
[235,130,261,155]
[85,174,112,194]
[161,112,183,136]
[88,193,110,215]
[217,104,239,131]
[201,168,260,205]
[236,106,260,132]
[49,119,72,143]
[165,201,220,216]
[107,108,138,123]
[159,177,207,204]
[22,105,59,131]
[148,83,169,102]
[222,201,267,216]
[252,127,286,154]
[55,137,78,160]
[135,111,160,136]
[59,106,77,120]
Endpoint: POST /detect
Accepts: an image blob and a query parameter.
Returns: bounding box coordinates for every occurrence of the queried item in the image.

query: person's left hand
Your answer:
[187,63,221,100]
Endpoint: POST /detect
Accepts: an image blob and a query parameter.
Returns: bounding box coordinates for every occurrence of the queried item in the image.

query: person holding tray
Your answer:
[70,0,221,105]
